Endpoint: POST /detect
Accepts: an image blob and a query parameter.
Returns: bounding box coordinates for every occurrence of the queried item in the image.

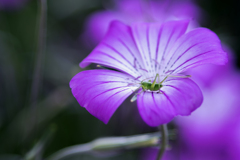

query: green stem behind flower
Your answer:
[156,124,168,160]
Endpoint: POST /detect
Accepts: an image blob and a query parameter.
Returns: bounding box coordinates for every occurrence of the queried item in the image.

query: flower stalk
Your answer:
[156,124,168,160]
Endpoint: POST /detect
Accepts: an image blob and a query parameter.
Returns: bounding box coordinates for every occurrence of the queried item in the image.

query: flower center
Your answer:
[141,74,163,92]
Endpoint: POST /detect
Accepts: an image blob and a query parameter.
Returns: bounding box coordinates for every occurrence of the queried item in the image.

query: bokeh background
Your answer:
[0,0,240,159]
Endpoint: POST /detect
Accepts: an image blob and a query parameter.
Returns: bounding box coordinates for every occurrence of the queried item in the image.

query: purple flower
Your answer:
[82,0,201,47]
[70,20,227,126]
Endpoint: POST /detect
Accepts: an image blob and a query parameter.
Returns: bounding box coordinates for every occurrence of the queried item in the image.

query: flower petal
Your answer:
[80,20,227,79]
[162,77,203,115]
[80,21,144,78]
[80,20,190,79]
[163,28,228,74]
[131,20,189,77]
[137,77,202,126]
[137,91,176,126]
[70,69,138,124]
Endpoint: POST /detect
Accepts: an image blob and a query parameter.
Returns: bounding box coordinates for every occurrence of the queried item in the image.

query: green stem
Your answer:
[156,124,168,160]
[47,131,175,160]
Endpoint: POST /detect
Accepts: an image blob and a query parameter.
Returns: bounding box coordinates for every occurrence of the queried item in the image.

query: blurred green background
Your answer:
[0,0,239,159]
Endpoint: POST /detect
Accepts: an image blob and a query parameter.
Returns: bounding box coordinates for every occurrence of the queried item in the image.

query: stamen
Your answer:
[139,68,148,73]
[96,65,109,69]
[130,94,138,102]
[152,59,161,66]
[134,75,142,80]
[165,70,174,74]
